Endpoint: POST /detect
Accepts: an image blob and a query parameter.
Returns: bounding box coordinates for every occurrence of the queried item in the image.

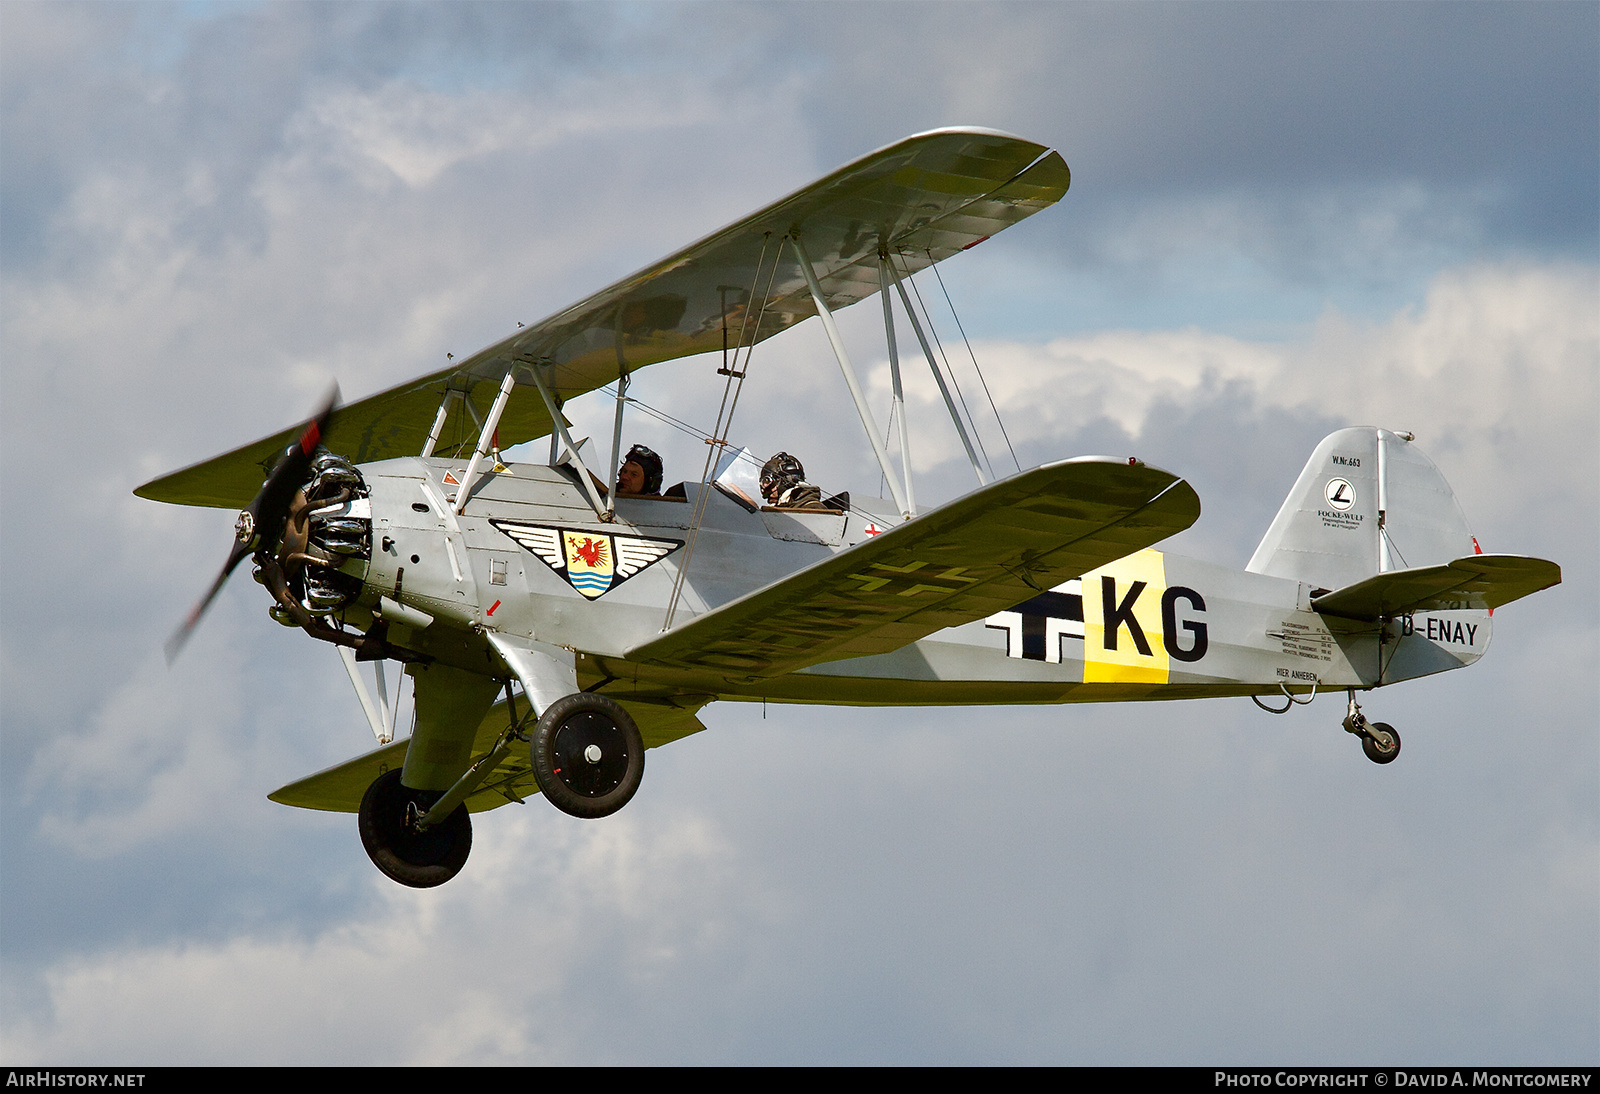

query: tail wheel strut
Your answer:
[1343,691,1402,766]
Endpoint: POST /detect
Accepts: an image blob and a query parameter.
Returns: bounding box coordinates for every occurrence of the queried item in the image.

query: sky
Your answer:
[1,1,1596,1065]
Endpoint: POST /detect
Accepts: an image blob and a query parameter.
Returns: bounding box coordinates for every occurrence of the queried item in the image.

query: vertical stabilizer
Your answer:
[1247,428,1477,590]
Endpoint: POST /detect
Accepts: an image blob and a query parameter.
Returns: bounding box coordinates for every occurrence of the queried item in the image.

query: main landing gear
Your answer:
[358,769,473,888]
[1342,691,1401,765]
[356,690,644,887]
[531,693,645,819]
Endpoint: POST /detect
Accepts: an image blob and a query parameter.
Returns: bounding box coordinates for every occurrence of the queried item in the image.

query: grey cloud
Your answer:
[764,3,1598,252]
[10,4,1594,266]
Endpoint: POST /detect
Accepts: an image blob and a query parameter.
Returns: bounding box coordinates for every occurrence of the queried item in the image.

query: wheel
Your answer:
[1362,721,1402,765]
[358,768,472,887]
[531,693,644,819]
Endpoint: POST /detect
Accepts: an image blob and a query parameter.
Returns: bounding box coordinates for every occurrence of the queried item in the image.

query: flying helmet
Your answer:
[760,451,804,502]
[623,444,664,494]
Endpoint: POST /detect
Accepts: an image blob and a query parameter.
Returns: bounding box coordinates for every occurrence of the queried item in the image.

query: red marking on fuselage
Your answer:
[486,600,500,616]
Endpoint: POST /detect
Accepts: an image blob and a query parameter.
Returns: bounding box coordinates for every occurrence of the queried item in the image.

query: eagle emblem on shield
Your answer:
[492,520,682,600]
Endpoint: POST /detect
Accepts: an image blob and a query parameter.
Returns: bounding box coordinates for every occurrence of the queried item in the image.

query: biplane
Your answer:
[138,129,1561,887]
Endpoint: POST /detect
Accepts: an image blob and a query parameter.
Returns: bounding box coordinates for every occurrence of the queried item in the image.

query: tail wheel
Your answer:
[358,769,472,887]
[531,693,644,819]
[1362,721,1402,765]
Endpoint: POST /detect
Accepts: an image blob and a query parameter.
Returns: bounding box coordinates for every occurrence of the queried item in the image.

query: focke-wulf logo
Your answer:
[491,521,682,600]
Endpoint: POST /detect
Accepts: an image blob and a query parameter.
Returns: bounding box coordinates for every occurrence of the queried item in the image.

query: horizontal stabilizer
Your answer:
[269,696,707,813]
[626,458,1199,678]
[1310,554,1560,621]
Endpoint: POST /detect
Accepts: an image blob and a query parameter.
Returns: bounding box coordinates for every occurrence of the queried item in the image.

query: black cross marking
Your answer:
[987,587,1084,661]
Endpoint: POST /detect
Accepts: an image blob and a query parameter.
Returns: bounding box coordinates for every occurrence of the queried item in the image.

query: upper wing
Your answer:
[138,128,1071,508]
[1311,554,1561,620]
[625,459,1200,678]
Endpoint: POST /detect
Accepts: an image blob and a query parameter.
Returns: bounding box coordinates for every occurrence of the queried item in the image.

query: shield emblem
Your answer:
[563,532,615,599]
[492,520,682,601]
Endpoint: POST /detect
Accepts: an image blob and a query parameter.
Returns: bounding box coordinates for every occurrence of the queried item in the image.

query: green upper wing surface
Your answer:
[625,459,1200,679]
[138,128,1070,509]
[1311,554,1561,620]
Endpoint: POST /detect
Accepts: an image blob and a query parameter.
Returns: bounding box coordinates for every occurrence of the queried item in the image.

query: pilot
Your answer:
[615,444,663,497]
[760,451,826,509]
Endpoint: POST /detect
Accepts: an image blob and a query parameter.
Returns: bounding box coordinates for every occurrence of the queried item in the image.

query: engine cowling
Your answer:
[259,450,372,623]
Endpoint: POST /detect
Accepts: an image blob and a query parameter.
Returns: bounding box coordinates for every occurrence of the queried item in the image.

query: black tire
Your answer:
[1362,721,1402,765]
[358,768,472,888]
[531,693,644,819]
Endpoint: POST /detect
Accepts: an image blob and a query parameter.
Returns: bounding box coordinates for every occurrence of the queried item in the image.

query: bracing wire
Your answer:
[591,384,771,478]
[438,390,489,460]
[594,382,756,461]
[899,253,994,479]
[662,233,784,629]
[928,252,1020,474]
[1380,529,1410,571]
[595,382,890,525]
[876,397,900,501]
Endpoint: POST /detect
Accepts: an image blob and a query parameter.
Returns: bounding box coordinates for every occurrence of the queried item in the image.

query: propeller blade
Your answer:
[165,385,341,664]
[164,541,252,663]
[247,385,340,554]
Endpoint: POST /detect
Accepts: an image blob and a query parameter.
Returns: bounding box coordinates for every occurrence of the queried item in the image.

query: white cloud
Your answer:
[298,70,757,192]
[6,676,1593,1064]
[866,261,1597,541]
[26,651,249,858]
[2,803,750,1065]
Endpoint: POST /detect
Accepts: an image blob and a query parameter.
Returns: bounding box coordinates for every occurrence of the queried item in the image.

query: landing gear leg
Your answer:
[1342,691,1401,765]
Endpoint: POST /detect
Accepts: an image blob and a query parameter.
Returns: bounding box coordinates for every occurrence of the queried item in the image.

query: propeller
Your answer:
[166,386,341,663]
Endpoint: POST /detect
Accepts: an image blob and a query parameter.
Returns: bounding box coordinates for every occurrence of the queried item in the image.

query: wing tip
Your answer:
[901,124,1034,143]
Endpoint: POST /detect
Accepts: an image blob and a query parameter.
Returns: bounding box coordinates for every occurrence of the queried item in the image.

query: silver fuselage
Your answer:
[329,456,1488,708]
